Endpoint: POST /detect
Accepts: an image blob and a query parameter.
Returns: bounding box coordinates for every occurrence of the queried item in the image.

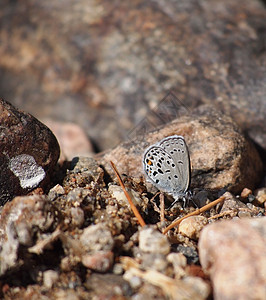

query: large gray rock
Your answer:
[98,106,263,194]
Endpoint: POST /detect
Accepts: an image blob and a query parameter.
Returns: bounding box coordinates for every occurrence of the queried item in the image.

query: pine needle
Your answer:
[110,161,146,227]
[163,195,225,234]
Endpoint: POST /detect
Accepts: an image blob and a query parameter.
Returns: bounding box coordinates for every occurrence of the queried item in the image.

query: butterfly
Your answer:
[143,135,191,207]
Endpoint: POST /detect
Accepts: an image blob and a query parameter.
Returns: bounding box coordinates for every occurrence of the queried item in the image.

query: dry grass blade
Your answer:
[163,195,226,234]
[150,192,161,214]
[121,257,206,300]
[110,161,146,227]
[28,227,61,254]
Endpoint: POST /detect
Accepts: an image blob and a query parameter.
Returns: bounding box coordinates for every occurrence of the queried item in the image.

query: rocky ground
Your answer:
[0,99,265,299]
[0,1,265,299]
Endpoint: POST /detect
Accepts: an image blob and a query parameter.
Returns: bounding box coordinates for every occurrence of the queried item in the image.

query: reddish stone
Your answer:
[199,218,266,300]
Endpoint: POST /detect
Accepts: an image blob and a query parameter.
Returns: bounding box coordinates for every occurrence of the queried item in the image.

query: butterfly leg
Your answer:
[166,196,184,210]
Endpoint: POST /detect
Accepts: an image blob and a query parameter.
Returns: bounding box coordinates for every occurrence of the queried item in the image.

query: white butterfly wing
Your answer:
[143,145,181,195]
[158,135,190,194]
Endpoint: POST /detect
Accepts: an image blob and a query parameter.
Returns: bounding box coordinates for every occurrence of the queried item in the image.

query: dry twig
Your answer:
[163,195,226,234]
[150,192,161,214]
[110,161,146,227]
[159,192,165,223]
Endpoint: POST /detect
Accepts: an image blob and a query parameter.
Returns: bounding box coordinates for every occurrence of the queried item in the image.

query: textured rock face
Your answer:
[99,105,263,194]
[0,99,60,205]
[0,1,265,151]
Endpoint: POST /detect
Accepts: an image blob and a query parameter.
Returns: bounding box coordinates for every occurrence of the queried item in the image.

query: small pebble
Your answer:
[183,276,210,299]
[254,187,266,205]
[167,253,187,278]
[220,192,247,213]
[48,184,65,200]
[123,271,143,289]
[79,223,114,252]
[179,216,208,240]
[43,270,59,289]
[240,188,252,198]
[81,251,114,272]
[108,185,142,207]
[139,227,170,255]
[113,263,124,275]
[248,194,256,203]
[66,188,90,205]
[55,289,79,300]
[174,245,199,264]
[70,207,84,228]
[238,210,251,218]
[141,253,169,273]
[43,120,94,162]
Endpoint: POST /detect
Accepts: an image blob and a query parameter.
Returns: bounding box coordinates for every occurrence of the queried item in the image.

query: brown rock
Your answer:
[140,252,169,273]
[254,187,266,206]
[178,216,208,240]
[70,207,84,228]
[0,99,60,205]
[81,251,114,272]
[108,184,146,208]
[240,187,252,198]
[42,270,59,289]
[0,195,57,275]
[167,253,187,279]
[98,106,262,194]
[79,223,114,253]
[219,191,247,213]
[139,226,170,255]
[198,218,266,300]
